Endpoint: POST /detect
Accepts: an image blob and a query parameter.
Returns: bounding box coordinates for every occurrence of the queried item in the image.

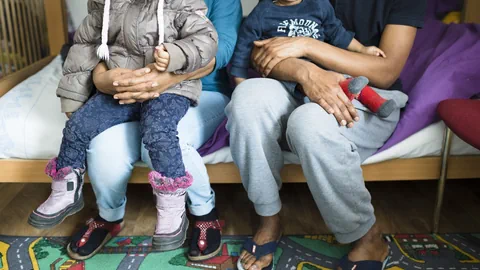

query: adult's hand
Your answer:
[92,63,177,104]
[251,37,310,77]
[113,58,216,104]
[112,64,180,104]
[300,66,358,128]
[92,62,141,96]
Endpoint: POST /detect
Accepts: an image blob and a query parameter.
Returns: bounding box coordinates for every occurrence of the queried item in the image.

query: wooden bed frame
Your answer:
[0,0,479,230]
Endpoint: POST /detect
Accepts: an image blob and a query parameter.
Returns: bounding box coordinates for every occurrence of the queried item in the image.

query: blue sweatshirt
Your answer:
[201,0,243,97]
[230,0,354,78]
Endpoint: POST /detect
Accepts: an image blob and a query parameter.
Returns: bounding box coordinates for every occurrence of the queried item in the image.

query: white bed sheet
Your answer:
[201,121,480,165]
[0,56,478,164]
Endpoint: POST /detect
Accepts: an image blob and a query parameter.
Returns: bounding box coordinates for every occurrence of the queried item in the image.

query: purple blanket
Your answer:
[378,19,480,151]
[198,118,229,156]
[199,1,480,156]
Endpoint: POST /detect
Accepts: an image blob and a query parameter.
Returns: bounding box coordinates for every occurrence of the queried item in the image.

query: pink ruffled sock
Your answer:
[148,171,194,192]
[45,158,83,181]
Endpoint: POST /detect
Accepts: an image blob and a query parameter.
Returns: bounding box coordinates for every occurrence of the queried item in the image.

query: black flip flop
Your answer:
[337,246,391,270]
[237,237,280,270]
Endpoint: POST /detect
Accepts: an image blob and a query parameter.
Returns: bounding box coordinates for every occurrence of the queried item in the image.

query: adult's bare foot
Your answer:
[338,223,389,270]
[239,214,282,270]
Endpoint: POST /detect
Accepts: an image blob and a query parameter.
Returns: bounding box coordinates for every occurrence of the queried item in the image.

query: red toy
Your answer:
[339,77,395,118]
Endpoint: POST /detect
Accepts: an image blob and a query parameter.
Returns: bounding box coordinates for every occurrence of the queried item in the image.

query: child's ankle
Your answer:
[97,215,123,224]
[193,208,218,220]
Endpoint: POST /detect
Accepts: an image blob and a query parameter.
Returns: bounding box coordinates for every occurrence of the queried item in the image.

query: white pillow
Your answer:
[0,56,66,159]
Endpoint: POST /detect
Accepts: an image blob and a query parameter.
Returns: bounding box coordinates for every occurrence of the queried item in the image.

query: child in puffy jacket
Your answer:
[29,0,218,259]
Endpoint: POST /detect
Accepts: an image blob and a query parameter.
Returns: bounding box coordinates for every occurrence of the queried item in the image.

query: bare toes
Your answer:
[251,254,273,270]
[243,254,256,269]
[240,250,248,260]
[240,253,251,268]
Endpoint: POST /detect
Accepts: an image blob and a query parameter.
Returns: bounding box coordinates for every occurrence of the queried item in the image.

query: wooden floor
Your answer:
[0,180,479,237]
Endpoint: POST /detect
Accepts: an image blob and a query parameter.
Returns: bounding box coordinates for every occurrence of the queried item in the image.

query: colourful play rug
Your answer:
[1,234,480,270]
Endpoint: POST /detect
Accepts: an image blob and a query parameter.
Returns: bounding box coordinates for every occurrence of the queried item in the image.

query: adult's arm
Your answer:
[311,0,427,89]
[304,24,417,89]
[254,24,417,89]
[256,24,416,124]
[93,60,215,93]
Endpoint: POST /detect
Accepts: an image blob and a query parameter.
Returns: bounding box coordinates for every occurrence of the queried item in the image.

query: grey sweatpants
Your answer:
[225,78,408,243]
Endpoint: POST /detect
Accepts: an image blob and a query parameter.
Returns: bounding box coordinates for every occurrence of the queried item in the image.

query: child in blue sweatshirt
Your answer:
[231,0,396,118]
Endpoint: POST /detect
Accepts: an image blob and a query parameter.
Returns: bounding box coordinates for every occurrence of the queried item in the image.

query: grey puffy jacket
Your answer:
[58,0,218,112]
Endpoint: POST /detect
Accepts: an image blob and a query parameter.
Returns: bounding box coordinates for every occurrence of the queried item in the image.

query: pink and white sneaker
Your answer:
[28,158,85,229]
[149,171,193,251]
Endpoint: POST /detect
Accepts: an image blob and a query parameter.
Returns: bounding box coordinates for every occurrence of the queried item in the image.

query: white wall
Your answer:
[65,0,88,29]
[241,0,258,16]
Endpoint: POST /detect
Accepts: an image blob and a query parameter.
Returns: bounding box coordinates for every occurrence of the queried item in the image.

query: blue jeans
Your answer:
[86,91,230,222]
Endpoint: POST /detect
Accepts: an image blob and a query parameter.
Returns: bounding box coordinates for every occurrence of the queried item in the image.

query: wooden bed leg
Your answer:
[433,127,453,233]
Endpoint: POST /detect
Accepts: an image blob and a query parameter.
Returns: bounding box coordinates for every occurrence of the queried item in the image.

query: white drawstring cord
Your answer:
[157,0,164,45]
[97,0,111,60]
[97,0,164,60]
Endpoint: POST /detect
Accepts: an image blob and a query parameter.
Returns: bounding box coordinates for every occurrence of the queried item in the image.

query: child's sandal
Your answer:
[67,217,124,260]
[188,209,224,261]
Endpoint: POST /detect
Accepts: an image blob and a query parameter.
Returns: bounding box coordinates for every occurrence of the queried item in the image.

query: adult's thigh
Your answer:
[87,122,142,204]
